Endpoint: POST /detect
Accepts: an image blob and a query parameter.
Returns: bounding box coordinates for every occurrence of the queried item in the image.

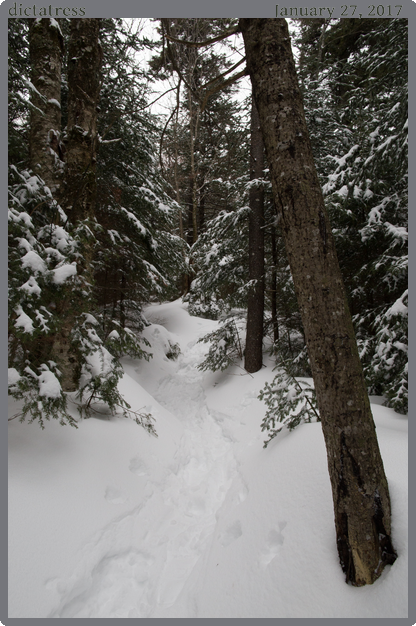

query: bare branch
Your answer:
[160,20,200,101]
[200,67,247,112]
[139,84,179,111]
[159,78,182,174]
[201,56,246,90]
[164,24,239,48]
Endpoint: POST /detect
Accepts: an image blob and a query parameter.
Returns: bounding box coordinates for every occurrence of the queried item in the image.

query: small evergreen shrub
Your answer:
[104,319,152,361]
[185,206,251,320]
[187,295,225,321]
[75,344,156,436]
[166,341,181,361]
[8,166,156,434]
[8,362,77,429]
[357,289,408,414]
[269,336,311,377]
[259,360,320,447]
[197,314,245,372]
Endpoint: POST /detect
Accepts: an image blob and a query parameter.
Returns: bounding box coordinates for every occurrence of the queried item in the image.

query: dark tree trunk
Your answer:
[199,183,206,234]
[270,220,279,345]
[51,18,102,392]
[120,269,126,329]
[186,179,194,246]
[240,18,397,586]
[28,18,64,193]
[26,19,64,372]
[62,18,102,223]
[244,99,265,373]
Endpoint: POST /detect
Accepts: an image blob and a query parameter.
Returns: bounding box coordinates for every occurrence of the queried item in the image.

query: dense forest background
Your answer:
[8,17,408,428]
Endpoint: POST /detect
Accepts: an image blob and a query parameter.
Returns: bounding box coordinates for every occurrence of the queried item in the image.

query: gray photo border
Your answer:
[1,0,414,623]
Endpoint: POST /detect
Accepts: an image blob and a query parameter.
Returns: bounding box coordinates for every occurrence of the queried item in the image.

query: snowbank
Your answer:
[8,300,408,618]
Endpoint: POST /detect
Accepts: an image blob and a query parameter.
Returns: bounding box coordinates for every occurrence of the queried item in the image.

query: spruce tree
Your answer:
[299,18,409,413]
[8,18,179,434]
[8,18,30,168]
[94,19,186,331]
[323,19,408,413]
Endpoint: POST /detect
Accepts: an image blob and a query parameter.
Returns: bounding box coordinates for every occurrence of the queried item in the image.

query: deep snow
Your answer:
[8,299,408,618]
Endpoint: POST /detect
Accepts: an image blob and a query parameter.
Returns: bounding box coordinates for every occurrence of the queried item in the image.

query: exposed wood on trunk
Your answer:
[240,17,397,586]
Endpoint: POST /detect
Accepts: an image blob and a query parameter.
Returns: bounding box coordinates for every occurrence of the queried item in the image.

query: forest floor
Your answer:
[8,299,408,618]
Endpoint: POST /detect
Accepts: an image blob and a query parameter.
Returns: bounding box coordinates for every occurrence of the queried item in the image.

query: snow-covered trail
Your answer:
[9,300,408,619]
[47,303,244,618]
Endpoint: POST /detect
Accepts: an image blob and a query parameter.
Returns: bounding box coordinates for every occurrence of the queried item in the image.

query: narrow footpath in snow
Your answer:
[48,302,246,618]
[8,300,408,619]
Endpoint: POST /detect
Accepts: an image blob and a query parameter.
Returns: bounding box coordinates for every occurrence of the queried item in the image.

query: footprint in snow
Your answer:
[260,521,287,566]
[54,549,155,618]
[240,391,258,407]
[104,486,128,504]
[219,520,242,547]
[128,456,147,477]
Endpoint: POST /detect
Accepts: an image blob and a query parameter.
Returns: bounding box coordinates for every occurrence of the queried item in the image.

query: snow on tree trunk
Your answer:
[240,17,397,586]
[62,18,102,223]
[51,18,102,392]
[28,18,64,194]
[244,98,265,373]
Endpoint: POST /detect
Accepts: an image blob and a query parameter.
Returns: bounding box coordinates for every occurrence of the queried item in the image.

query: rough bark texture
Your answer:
[52,18,102,392]
[188,88,200,244]
[29,18,64,193]
[186,178,195,246]
[62,18,102,222]
[244,99,265,373]
[240,18,397,586]
[270,219,279,345]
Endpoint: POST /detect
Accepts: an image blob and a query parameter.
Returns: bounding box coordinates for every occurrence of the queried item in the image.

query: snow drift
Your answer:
[8,300,408,618]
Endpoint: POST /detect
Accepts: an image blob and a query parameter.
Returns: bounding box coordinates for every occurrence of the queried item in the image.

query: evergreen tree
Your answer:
[7,18,181,433]
[94,19,186,333]
[155,19,247,246]
[186,202,250,320]
[8,18,30,168]
[316,19,408,413]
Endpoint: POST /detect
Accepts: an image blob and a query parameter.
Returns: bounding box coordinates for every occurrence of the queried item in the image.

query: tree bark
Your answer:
[28,18,64,193]
[186,178,195,247]
[188,87,200,244]
[244,98,265,373]
[51,18,102,392]
[270,219,279,346]
[240,18,397,586]
[62,18,102,223]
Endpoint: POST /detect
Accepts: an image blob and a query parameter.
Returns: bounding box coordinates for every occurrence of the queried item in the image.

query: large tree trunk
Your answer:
[188,88,200,244]
[270,216,279,346]
[52,18,102,391]
[62,18,102,223]
[28,18,64,194]
[186,178,195,247]
[240,18,397,586]
[244,98,265,373]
